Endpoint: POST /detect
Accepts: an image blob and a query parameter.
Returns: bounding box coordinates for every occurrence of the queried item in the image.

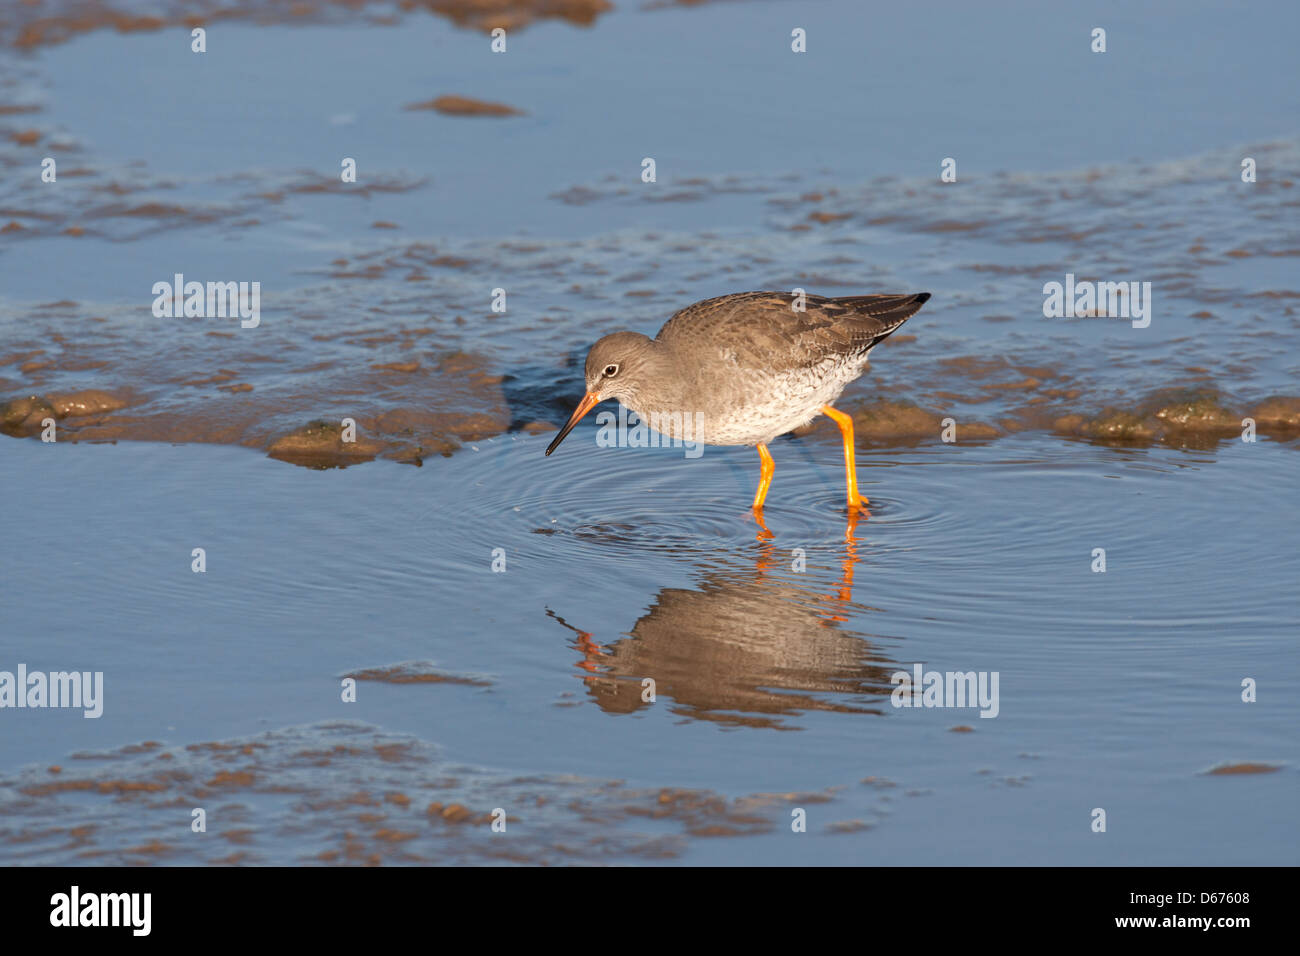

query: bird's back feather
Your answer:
[656,290,931,373]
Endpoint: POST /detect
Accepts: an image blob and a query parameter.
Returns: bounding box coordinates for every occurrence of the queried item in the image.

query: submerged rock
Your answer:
[1,394,56,431]
[1051,387,1300,446]
[1056,409,1160,442]
[827,399,999,443]
[1250,395,1300,431]
[1,389,127,434]
[405,95,526,117]
[1142,388,1240,433]
[267,420,384,469]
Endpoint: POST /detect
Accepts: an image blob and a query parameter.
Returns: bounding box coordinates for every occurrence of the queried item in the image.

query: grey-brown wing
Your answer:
[656,291,930,371]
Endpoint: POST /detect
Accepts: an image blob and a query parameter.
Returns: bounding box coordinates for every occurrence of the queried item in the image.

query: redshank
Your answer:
[545,290,932,515]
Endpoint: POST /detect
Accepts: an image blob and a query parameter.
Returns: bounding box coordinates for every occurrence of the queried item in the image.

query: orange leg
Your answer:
[821,405,868,510]
[748,442,774,538]
[748,443,776,538]
[751,442,775,510]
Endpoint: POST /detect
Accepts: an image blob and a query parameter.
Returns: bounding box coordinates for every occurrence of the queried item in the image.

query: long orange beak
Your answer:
[545,392,601,456]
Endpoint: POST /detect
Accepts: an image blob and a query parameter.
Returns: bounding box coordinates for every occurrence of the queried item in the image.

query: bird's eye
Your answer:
[603,364,619,377]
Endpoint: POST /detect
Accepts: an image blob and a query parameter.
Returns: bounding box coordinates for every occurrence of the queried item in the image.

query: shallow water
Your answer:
[2,432,1297,863]
[1,0,1298,864]
[3,1,1299,456]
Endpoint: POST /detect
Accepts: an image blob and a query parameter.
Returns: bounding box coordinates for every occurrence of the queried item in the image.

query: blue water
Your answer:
[2,431,1296,864]
[1,0,1297,864]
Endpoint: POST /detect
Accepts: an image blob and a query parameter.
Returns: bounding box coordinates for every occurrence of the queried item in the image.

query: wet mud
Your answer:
[406,95,526,117]
[0,722,863,864]
[4,129,1296,463]
[1,0,612,52]
[1,0,1296,867]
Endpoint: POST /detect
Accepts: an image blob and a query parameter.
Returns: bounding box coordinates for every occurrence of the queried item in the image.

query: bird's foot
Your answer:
[746,507,775,540]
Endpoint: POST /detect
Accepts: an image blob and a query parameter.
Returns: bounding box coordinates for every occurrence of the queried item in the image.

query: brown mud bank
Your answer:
[0,347,527,466]
[790,382,1300,452]
[405,94,526,116]
[5,368,1298,467]
[0,0,612,51]
[1050,390,1300,447]
[808,388,1300,450]
[0,721,864,864]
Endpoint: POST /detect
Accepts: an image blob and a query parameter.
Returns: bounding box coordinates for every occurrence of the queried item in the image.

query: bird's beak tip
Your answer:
[545,391,600,457]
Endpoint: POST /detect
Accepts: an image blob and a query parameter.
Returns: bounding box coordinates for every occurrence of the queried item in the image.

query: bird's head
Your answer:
[546,331,659,456]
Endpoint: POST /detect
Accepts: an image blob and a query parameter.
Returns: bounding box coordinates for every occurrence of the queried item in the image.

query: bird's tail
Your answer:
[833,292,932,347]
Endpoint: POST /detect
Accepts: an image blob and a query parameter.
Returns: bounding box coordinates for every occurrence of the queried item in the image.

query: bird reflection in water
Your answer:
[548,513,899,729]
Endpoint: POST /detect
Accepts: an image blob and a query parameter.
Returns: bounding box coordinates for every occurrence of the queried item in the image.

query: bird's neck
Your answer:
[627,341,690,417]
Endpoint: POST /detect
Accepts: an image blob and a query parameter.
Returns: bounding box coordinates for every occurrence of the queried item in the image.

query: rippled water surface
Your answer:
[1,0,1298,864]
[3,431,1297,863]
